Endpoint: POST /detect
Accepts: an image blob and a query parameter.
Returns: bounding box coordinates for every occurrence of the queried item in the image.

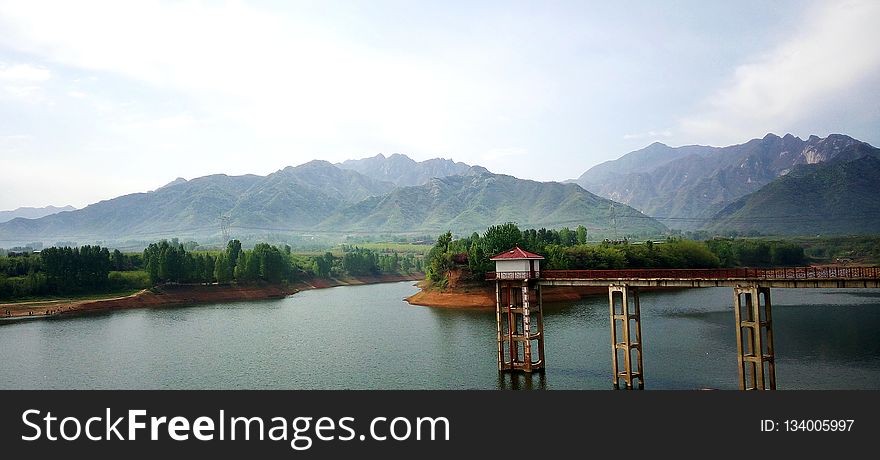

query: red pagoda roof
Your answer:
[489,246,545,260]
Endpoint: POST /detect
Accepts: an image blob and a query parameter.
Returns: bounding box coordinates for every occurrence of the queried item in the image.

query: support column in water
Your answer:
[609,284,644,389]
[496,279,545,373]
[733,285,776,390]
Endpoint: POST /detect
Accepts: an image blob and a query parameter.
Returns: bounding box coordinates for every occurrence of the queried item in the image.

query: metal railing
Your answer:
[486,271,540,280]
[486,266,880,281]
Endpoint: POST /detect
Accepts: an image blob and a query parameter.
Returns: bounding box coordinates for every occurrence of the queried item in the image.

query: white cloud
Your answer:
[0,0,506,157]
[0,61,50,101]
[0,133,31,148]
[0,62,49,82]
[679,0,880,144]
[66,90,86,98]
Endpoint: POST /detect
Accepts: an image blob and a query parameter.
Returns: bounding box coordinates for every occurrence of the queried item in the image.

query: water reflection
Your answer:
[1,283,879,389]
[498,371,547,390]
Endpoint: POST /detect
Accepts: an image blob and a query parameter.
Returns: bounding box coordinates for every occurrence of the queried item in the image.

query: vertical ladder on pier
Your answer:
[609,285,644,389]
[496,280,545,373]
[734,285,776,390]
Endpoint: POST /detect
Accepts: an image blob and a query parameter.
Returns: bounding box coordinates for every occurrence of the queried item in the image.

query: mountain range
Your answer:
[1,132,877,246]
[705,151,880,235]
[0,158,662,245]
[337,153,472,186]
[572,133,873,230]
[322,166,663,234]
[0,205,75,224]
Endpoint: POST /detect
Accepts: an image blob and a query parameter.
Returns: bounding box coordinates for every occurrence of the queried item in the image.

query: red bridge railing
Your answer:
[485,266,880,281]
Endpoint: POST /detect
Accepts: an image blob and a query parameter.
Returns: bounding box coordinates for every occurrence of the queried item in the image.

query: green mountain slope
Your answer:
[0,161,664,244]
[321,168,667,236]
[0,161,394,243]
[704,153,880,236]
[573,133,873,229]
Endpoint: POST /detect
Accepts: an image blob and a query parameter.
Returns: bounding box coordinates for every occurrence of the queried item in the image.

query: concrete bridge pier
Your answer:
[733,285,776,390]
[495,280,545,373]
[609,285,644,389]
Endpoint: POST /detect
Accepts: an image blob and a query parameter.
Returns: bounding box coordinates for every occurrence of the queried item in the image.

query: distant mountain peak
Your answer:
[336,153,479,187]
[0,205,77,224]
[571,132,874,231]
[464,165,491,176]
[707,147,880,235]
[154,177,188,191]
[298,159,335,168]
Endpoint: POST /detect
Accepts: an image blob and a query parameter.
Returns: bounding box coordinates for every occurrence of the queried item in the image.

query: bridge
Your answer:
[486,250,880,391]
[488,266,880,288]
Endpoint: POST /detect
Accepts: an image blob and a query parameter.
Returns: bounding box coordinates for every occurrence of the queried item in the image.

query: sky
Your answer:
[1,0,879,210]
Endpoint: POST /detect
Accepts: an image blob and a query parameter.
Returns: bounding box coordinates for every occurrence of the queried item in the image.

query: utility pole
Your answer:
[219,214,231,244]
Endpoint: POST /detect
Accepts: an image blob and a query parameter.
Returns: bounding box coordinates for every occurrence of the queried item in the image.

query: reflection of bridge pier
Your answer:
[488,249,880,390]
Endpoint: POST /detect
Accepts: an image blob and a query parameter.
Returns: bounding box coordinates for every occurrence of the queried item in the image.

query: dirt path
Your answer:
[1,290,151,319]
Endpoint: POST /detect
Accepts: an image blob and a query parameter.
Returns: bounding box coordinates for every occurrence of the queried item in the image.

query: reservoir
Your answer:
[2,281,879,389]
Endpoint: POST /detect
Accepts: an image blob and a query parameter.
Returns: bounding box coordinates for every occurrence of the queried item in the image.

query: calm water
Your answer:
[2,281,879,390]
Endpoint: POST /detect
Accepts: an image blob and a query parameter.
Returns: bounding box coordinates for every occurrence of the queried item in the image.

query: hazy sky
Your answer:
[1,0,879,210]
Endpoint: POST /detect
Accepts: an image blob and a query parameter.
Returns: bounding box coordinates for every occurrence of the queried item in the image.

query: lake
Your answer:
[2,281,879,389]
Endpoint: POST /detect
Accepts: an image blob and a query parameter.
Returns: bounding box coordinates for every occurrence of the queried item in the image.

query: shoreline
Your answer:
[404,283,683,309]
[0,273,423,321]
[404,283,609,309]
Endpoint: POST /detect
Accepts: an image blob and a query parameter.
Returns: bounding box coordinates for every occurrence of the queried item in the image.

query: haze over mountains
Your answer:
[0,157,662,245]
[572,133,877,231]
[1,132,877,247]
[0,205,76,224]
[323,166,663,234]
[337,154,472,186]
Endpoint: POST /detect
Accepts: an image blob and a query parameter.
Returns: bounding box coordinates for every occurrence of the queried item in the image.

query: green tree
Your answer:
[559,227,574,246]
[226,240,242,270]
[576,225,588,245]
[314,252,334,278]
[482,223,522,258]
[203,254,216,283]
[252,243,285,282]
[112,249,125,271]
[214,252,234,284]
[235,251,260,282]
[468,238,486,275]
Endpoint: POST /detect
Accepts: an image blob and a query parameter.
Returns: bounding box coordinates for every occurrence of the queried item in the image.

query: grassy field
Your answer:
[348,242,433,254]
[293,242,432,257]
[792,235,880,264]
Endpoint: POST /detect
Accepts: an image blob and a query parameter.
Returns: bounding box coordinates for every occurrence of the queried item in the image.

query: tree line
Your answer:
[425,222,807,286]
[314,247,422,278]
[1,239,425,300]
[0,245,133,298]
